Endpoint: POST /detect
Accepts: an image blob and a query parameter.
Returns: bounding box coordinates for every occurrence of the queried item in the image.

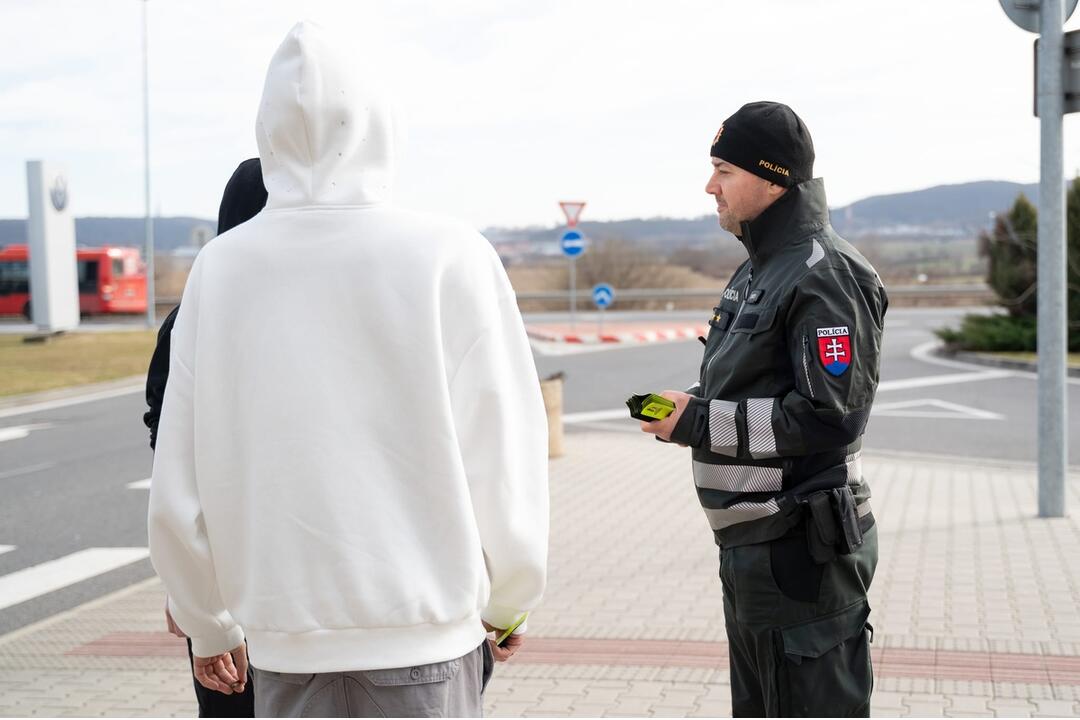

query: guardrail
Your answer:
[155,284,993,308]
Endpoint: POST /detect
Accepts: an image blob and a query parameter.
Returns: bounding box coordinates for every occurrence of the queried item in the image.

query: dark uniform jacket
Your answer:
[671,178,888,548]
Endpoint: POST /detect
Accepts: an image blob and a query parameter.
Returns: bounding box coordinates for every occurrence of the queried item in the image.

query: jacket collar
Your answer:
[738,178,831,268]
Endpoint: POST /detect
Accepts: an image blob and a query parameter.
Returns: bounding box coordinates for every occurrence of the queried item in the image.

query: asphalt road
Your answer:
[0,306,1076,636]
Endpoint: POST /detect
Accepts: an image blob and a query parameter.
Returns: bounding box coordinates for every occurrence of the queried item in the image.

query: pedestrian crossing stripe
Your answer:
[0,548,149,612]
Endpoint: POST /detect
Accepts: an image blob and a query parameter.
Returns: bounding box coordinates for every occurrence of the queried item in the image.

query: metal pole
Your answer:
[569,257,577,330]
[142,0,156,328]
[1037,0,1067,517]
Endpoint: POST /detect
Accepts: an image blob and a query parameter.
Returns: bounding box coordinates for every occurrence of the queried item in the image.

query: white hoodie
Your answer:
[148,22,549,673]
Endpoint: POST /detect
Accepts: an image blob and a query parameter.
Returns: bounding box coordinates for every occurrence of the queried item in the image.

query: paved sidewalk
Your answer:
[2,425,1080,717]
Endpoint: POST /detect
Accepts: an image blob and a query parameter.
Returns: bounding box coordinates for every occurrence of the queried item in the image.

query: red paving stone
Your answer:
[67,633,1080,686]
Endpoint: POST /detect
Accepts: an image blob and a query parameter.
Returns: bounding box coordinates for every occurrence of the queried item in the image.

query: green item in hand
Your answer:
[626,393,676,421]
[496,613,528,647]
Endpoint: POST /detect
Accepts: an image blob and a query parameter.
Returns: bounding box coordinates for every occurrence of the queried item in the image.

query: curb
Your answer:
[935,348,1080,378]
[0,374,145,412]
[528,325,709,345]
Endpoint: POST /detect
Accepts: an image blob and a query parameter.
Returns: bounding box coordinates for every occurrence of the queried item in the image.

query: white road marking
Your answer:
[0,546,14,556]
[873,399,1005,421]
[0,547,150,612]
[909,340,1080,386]
[564,409,631,424]
[0,423,54,443]
[0,462,56,480]
[0,384,143,420]
[877,369,1014,392]
[126,478,151,490]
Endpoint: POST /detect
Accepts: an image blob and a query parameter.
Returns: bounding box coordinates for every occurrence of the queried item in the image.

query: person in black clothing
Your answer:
[144,157,267,717]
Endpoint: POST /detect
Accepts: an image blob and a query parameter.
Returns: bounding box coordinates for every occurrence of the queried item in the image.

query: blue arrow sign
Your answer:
[592,283,615,309]
[560,229,586,258]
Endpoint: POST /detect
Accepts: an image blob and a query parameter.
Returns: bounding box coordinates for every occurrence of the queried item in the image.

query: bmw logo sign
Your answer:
[50,175,68,212]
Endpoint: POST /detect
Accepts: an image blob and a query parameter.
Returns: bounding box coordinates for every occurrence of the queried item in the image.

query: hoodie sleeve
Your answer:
[449,292,549,634]
[147,258,244,657]
[672,265,887,457]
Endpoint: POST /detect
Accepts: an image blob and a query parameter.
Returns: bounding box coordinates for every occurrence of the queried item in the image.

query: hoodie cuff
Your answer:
[482,606,529,635]
[189,624,246,659]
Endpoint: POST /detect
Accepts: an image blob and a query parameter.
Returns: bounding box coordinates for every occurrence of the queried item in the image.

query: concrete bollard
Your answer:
[540,372,564,458]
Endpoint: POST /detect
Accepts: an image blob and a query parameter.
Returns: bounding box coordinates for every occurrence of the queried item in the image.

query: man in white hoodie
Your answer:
[148,22,549,717]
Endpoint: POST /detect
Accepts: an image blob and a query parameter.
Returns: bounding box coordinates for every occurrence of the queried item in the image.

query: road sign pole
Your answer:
[569,257,577,330]
[1037,0,1067,518]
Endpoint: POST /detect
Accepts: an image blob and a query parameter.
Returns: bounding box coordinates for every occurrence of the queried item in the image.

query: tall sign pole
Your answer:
[559,201,586,331]
[1000,0,1077,517]
[142,0,156,328]
[1037,0,1067,518]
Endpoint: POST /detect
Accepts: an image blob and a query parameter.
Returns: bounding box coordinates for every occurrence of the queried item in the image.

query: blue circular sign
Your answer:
[560,229,586,257]
[592,283,615,309]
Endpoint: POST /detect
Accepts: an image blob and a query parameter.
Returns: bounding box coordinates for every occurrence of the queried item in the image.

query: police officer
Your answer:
[641,101,886,717]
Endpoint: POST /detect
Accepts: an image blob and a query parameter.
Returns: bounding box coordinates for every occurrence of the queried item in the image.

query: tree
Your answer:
[982,193,1037,318]
[961,178,1080,351]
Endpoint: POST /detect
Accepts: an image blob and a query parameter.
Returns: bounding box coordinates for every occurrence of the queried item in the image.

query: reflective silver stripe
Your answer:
[806,238,825,268]
[857,501,872,518]
[746,398,778,459]
[845,452,862,484]
[703,499,781,530]
[693,461,783,493]
[708,400,739,455]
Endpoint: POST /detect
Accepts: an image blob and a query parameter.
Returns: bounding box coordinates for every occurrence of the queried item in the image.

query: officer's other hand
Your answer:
[193,644,248,695]
[164,603,187,638]
[482,620,524,662]
[638,391,691,445]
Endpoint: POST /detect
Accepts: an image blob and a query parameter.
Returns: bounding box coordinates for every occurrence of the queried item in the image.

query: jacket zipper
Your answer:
[802,333,816,399]
[704,268,753,381]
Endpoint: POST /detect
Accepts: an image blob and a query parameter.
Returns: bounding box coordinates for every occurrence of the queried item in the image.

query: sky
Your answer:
[3,0,1080,229]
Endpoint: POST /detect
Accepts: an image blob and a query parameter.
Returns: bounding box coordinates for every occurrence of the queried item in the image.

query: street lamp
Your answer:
[141,0,155,328]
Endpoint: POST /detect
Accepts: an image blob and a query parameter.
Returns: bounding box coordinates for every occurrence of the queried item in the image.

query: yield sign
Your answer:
[559,201,586,227]
[872,399,1004,421]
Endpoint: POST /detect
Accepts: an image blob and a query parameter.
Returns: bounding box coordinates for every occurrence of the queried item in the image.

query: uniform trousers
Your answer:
[721,524,878,717]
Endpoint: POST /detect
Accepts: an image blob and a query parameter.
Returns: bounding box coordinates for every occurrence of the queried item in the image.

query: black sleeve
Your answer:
[143,305,180,450]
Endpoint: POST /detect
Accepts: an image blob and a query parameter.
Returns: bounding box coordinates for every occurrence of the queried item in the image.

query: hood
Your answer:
[256,22,394,209]
[216,158,267,234]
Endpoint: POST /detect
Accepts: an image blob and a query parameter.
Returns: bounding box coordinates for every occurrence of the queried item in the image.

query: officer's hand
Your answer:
[638,391,691,445]
[483,620,524,662]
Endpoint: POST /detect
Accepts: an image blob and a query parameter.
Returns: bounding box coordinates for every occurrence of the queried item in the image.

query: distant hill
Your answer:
[0,180,1044,254]
[830,181,1039,236]
[0,216,215,252]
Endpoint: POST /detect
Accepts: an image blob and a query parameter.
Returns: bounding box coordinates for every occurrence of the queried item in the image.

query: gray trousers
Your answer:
[254,642,493,718]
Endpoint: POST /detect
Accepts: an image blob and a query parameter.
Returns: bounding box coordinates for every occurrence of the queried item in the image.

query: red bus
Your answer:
[0,244,148,318]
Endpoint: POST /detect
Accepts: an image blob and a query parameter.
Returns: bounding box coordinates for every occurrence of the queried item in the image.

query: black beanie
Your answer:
[710,101,814,188]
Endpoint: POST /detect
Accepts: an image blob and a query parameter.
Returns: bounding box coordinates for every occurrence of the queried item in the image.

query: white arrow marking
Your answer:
[0,546,14,556]
[0,423,53,443]
[0,547,150,611]
[126,478,152,490]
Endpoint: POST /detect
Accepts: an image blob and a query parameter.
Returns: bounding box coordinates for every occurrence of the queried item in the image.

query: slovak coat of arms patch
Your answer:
[816,326,852,376]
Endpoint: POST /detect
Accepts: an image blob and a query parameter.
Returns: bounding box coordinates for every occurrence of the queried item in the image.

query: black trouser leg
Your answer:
[186,638,255,717]
[719,525,878,717]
